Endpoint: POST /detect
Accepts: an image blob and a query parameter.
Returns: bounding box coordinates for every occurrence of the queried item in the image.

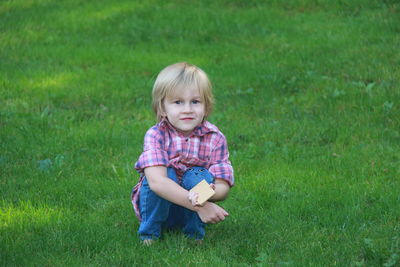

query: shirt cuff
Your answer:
[209,163,234,187]
[135,149,169,172]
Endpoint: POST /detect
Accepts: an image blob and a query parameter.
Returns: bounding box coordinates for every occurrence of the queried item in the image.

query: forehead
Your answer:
[167,83,202,99]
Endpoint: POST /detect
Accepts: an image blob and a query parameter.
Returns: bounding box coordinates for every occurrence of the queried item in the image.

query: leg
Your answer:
[163,203,184,231]
[181,167,214,239]
[138,168,179,240]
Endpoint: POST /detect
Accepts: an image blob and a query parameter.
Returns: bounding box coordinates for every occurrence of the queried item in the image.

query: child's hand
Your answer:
[187,191,199,206]
[188,182,215,206]
[196,202,229,224]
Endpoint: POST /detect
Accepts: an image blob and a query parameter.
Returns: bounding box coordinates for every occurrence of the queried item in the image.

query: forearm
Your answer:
[147,174,199,211]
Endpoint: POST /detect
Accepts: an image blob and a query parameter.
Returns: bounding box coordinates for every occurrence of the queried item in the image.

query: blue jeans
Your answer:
[138,167,214,240]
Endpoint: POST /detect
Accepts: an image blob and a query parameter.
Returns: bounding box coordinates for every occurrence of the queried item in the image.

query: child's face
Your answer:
[162,85,205,136]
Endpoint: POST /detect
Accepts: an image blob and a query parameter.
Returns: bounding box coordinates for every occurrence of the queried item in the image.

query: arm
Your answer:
[209,178,230,202]
[144,166,194,210]
[208,133,234,200]
[144,166,228,224]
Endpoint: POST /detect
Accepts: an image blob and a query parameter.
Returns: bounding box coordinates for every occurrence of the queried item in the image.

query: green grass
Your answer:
[1,0,400,266]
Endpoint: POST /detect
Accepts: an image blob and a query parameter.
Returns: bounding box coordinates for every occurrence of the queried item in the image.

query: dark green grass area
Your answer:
[1,0,400,266]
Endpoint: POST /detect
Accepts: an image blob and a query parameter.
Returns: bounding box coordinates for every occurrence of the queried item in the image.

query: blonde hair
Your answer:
[152,62,214,121]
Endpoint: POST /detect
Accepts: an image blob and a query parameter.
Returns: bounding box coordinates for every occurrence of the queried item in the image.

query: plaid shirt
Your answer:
[131,119,234,220]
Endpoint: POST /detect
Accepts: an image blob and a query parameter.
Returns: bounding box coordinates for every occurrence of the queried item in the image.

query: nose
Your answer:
[183,102,192,113]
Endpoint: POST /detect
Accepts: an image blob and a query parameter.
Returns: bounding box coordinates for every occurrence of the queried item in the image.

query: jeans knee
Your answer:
[182,167,214,190]
[139,177,171,222]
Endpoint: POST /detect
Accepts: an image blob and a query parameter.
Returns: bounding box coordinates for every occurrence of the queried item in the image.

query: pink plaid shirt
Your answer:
[131,119,234,220]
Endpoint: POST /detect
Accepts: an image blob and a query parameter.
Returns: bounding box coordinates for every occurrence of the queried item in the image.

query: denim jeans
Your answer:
[138,166,214,240]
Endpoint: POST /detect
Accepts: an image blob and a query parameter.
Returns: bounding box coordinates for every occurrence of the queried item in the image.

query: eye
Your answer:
[192,100,200,104]
[199,168,204,172]
[174,100,182,104]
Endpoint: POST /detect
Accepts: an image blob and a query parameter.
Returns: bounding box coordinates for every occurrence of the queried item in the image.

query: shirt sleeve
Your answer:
[135,126,169,173]
[208,133,234,186]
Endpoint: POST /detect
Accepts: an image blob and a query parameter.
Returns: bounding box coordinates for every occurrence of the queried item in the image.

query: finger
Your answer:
[206,219,215,224]
[211,215,221,224]
[188,192,199,206]
[187,191,195,201]
[220,207,229,216]
[210,214,223,224]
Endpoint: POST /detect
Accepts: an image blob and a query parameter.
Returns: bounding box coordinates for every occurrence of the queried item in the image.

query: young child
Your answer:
[131,62,234,244]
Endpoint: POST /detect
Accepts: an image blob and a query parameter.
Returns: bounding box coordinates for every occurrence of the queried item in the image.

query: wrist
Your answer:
[193,202,208,212]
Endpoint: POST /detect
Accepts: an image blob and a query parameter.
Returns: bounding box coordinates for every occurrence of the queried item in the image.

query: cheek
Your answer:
[198,105,206,114]
[162,102,174,114]
[163,105,179,117]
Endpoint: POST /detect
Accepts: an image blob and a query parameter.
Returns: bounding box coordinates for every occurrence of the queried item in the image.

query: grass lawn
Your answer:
[1,0,399,266]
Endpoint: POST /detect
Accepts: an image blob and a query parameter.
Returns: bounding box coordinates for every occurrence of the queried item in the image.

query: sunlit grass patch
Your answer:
[0,201,69,229]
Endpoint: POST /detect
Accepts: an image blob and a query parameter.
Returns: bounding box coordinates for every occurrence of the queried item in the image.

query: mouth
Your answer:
[180,118,194,121]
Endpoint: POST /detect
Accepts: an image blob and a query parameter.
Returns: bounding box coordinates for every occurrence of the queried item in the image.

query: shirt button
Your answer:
[186,138,189,142]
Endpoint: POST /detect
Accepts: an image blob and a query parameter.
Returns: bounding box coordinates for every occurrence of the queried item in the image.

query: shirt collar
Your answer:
[158,118,218,137]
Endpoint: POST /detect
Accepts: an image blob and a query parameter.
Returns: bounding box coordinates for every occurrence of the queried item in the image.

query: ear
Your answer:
[159,109,167,118]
